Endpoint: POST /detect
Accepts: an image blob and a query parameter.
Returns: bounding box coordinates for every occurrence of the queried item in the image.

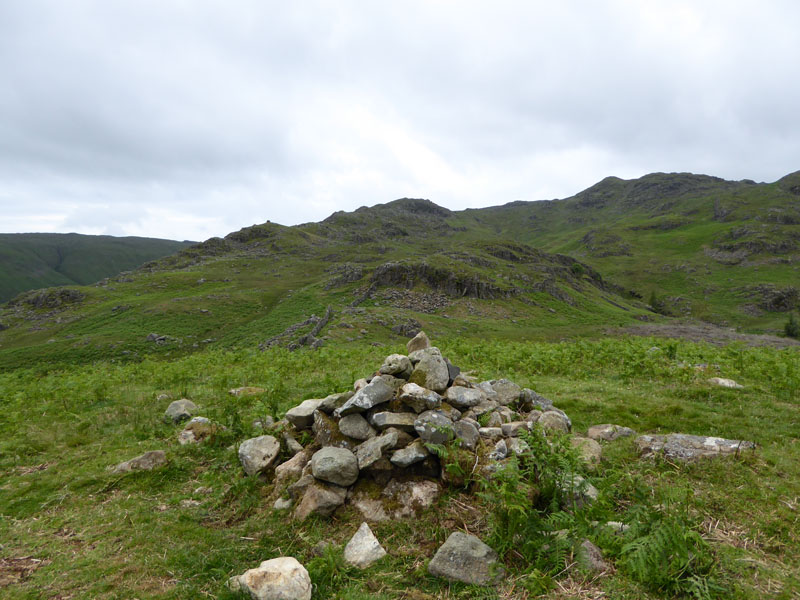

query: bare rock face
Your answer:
[239,435,281,477]
[586,424,636,442]
[428,532,504,585]
[310,447,359,487]
[164,399,197,423]
[230,557,312,600]
[343,522,387,569]
[113,450,166,474]
[408,347,450,393]
[635,433,755,461]
[406,330,431,354]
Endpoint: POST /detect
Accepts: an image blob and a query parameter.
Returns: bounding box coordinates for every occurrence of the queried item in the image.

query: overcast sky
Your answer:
[1,1,798,241]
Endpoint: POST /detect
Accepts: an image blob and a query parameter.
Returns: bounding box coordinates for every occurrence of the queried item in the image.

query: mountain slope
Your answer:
[0,233,194,302]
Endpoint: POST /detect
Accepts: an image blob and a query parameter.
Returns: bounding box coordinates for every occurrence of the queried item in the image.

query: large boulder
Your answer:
[428,532,504,585]
[285,398,326,430]
[335,378,395,417]
[408,348,450,393]
[635,433,755,461]
[343,522,387,569]
[164,399,197,423]
[229,557,312,600]
[310,447,359,487]
[112,450,166,474]
[239,435,281,476]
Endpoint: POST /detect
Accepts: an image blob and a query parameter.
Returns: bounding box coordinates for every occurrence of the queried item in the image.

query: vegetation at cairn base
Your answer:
[0,336,798,598]
[0,232,193,302]
[785,312,800,339]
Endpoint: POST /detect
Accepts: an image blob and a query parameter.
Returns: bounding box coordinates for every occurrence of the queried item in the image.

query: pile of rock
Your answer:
[240,331,576,523]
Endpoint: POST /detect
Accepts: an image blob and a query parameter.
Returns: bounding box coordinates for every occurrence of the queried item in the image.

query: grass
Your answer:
[0,336,798,598]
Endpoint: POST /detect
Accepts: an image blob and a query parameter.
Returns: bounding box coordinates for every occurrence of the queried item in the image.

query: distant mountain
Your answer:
[0,233,194,302]
[1,170,798,370]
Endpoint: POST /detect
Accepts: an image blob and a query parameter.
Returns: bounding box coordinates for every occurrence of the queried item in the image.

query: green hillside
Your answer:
[0,233,194,302]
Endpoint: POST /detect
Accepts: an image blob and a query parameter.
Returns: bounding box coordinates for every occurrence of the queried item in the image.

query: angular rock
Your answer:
[317,391,354,414]
[428,532,504,585]
[484,412,503,428]
[282,432,304,456]
[476,381,499,402]
[310,447,359,487]
[635,433,755,461]
[490,379,522,406]
[519,388,554,412]
[437,402,462,422]
[312,410,357,449]
[113,450,167,474]
[489,439,508,460]
[239,435,281,477]
[164,399,198,424]
[478,427,503,441]
[444,386,483,410]
[274,449,311,488]
[344,522,387,569]
[338,413,377,440]
[287,474,316,501]
[390,439,430,467]
[586,424,636,442]
[232,557,312,600]
[539,410,571,433]
[453,420,479,451]
[273,497,293,511]
[335,378,394,417]
[354,429,399,469]
[285,398,325,430]
[384,427,414,449]
[406,330,431,354]
[470,400,499,418]
[501,421,531,438]
[293,481,347,520]
[577,539,610,573]
[445,358,461,384]
[370,411,417,433]
[414,410,455,444]
[408,347,450,393]
[399,383,442,413]
[375,374,407,392]
[380,354,413,379]
[709,377,744,389]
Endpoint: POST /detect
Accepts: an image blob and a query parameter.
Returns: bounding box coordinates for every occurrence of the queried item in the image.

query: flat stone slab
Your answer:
[335,378,394,417]
[635,433,755,461]
[285,398,325,429]
[428,531,504,585]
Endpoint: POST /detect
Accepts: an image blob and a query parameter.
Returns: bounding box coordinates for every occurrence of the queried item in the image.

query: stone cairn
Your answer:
[238,331,576,525]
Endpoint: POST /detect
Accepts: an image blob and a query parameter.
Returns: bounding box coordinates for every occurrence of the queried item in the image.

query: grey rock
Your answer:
[228,386,265,397]
[501,421,531,437]
[476,381,499,401]
[344,522,387,569]
[353,378,368,391]
[384,427,414,449]
[383,478,441,518]
[379,354,413,378]
[293,481,347,520]
[274,449,311,488]
[471,400,499,417]
[177,417,216,445]
[453,420,479,451]
[390,439,430,467]
[414,410,455,444]
[490,379,522,406]
[489,439,508,460]
[399,382,442,413]
[563,474,599,509]
[285,398,325,430]
[273,497,293,511]
[519,388,554,411]
[312,410,357,450]
[635,433,755,461]
[406,330,431,354]
[164,399,198,423]
[287,473,316,501]
[496,406,515,423]
[444,386,483,410]
[239,435,281,477]
[338,414,377,440]
[335,378,394,417]
[445,358,461,384]
[370,411,417,433]
[708,377,744,389]
[428,532,504,585]
[375,374,407,392]
[408,347,450,393]
[112,450,167,474]
[484,412,503,428]
[310,447,359,487]
[570,436,603,468]
[506,437,529,456]
[317,391,354,414]
[282,432,304,455]
[586,423,636,442]
[437,402,462,422]
[577,539,610,573]
[539,410,571,433]
[478,427,503,441]
[354,429,399,469]
[232,557,312,600]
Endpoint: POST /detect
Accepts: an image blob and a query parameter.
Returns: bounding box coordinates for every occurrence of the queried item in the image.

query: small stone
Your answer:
[399,383,442,413]
[287,474,316,501]
[519,388,553,411]
[239,435,281,477]
[317,391,355,414]
[586,424,636,442]
[112,450,167,474]
[428,532,504,585]
[310,447,359,487]
[338,414,377,440]
[285,398,326,430]
[283,432,305,455]
[293,482,347,520]
[177,417,217,445]
[234,557,312,600]
[484,412,503,428]
[489,439,508,460]
[274,450,312,487]
[406,330,431,354]
[164,399,197,423]
[354,430,399,469]
[506,437,529,456]
[444,386,483,410]
[563,474,599,509]
[708,377,744,389]
[453,420,479,451]
[370,412,417,433]
[273,497,293,511]
[390,439,430,467]
[414,410,455,444]
[344,522,387,569]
